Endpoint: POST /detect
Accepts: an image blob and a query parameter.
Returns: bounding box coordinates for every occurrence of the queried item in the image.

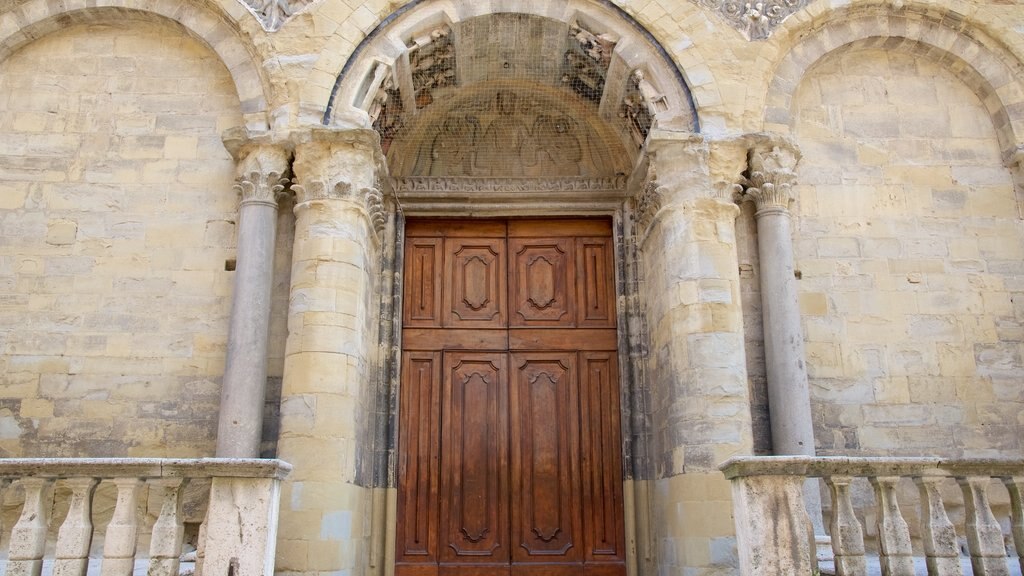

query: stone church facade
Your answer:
[0,0,1022,574]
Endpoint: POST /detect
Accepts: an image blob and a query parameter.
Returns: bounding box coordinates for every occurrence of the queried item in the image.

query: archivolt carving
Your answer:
[620,71,667,149]
[562,23,618,104]
[409,26,456,108]
[695,0,810,40]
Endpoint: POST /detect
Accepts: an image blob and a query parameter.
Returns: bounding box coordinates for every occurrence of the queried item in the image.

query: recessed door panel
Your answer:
[510,353,582,562]
[397,352,442,565]
[440,352,509,563]
[510,238,574,327]
[445,238,507,329]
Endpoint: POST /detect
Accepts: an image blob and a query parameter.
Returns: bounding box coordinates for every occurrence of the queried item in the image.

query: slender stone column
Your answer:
[639,131,754,575]
[740,137,825,537]
[275,128,387,576]
[741,138,814,458]
[216,144,291,458]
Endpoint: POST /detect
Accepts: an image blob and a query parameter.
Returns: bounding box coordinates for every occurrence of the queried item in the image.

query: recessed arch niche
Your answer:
[328,1,700,185]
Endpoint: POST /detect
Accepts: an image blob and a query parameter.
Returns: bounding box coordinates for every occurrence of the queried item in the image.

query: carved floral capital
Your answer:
[234,145,292,207]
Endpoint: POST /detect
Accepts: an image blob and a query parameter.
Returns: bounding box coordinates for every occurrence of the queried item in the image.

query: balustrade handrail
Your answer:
[0,457,293,480]
[0,457,291,576]
[721,455,1024,479]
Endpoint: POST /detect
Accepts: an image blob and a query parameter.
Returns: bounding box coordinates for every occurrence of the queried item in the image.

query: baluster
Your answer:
[1002,476,1023,575]
[914,477,962,576]
[957,476,1010,576]
[148,478,189,576]
[0,478,9,541]
[825,475,866,576]
[195,507,208,576]
[54,478,100,576]
[101,477,143,576]
[869,476,914,576]
[7,477,55,576]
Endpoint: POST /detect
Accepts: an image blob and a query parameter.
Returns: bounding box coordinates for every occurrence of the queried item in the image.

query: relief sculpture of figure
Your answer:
[528,115,583,176]
[478,91,530,176]
[429,115,478,176]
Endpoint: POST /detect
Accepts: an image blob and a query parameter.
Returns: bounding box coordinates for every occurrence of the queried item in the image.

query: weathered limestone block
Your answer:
[204,476,284,576]
[730,474,816,576]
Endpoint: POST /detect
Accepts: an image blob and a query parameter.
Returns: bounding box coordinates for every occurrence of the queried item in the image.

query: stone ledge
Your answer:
[0,458,293,480]
[719,455,1024,479]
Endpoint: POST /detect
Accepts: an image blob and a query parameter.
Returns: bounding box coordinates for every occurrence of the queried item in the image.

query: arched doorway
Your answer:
[327,5,699,576]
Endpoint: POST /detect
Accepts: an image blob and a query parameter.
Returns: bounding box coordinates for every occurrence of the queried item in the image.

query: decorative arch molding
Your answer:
[758,9,1024,161]
[323,0,702,147]
[0,0,274,130]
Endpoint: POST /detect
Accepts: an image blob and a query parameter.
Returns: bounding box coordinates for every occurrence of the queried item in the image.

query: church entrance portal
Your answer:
[395,218,627,576]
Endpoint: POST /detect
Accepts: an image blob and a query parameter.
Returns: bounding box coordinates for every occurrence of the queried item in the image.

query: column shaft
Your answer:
[216,145,290,458]
[755,207,814,456]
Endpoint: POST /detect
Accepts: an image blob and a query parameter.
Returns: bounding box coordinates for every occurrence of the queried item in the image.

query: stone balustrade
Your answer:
[0,458,290,576]
[720,456,1024,576]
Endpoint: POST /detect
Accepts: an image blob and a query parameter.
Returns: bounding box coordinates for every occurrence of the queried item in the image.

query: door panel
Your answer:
[397,352,442,565]
[575,238,615,328]
[398,219,624,576]
[510,237,574,327]
[440,352,509,563]
[578,352,625,562]
[510,353,581,562]
[444,238,507,329]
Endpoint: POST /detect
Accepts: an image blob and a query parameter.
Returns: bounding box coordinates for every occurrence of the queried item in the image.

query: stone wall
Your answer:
[791,46,1024,458]
[0,20,260,457]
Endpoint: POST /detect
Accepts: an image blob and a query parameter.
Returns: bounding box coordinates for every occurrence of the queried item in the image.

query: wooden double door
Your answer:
[396,219,626,576]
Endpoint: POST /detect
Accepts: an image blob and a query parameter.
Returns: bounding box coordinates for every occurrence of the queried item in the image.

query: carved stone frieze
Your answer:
[740,139,801,213]
[408,26,456,108]
[695,0,811,40]
[239,0,312,32]
[234,145,292,207]
[562,22,618,104]
[392,176,627,194]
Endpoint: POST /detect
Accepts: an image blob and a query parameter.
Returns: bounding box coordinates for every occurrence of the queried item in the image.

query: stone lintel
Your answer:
[719,456,1024,480]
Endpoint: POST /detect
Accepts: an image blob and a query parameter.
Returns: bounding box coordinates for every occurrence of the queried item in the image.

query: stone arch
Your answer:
[758,9,1024,160]
[323,0,702,176]
[0,0,272,129]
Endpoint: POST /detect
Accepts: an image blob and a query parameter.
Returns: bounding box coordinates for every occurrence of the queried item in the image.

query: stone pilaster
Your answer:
[275,128,386,576]
[216,143,291,458]
[639,130,753,575]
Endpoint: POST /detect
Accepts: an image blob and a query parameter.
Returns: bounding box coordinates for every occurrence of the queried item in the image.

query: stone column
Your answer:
[216,144,291,458]
[740,137,825,536]
[638,130,753,575]
[275,128,386,576]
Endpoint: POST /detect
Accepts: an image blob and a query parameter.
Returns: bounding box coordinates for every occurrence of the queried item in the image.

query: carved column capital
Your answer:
[291,128,390,238]
[234,145,292,208]
[740,135,801,215]
[707,135,752,202]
